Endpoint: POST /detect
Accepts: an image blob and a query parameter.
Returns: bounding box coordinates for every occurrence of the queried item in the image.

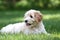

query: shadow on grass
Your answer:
[53,37,60,40]
[43,14,60,34]
[0,10,25,18]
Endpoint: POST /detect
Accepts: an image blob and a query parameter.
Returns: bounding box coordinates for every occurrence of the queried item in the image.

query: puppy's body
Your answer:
[0,21,47,34]
[0,10,48,35]
[0,22,25,34]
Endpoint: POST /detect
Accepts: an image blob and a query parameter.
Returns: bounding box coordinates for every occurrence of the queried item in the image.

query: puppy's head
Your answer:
[24,9,42,27]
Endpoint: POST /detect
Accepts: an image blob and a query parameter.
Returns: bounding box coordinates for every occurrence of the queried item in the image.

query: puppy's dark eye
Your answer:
[30,15,33,18]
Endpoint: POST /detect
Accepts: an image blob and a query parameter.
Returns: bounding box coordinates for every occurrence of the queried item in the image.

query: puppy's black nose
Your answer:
[25,20,28,23]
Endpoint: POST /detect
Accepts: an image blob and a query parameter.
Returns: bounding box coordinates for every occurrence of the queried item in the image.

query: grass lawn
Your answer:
[0,10,60,40]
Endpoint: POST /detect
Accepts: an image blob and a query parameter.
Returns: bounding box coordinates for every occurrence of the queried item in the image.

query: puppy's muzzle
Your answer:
[25,20,32,26]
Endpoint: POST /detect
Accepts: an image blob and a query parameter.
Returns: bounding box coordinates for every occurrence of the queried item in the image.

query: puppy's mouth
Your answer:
[26,23,32,26]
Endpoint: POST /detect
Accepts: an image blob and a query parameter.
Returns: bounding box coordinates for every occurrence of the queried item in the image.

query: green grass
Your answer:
[0,10,60,40]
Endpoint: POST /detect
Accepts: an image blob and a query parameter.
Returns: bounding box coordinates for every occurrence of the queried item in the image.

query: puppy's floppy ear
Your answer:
[34,11,42,23]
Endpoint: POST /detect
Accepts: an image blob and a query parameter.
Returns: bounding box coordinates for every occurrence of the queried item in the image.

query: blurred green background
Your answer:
[0,0,60,10]
[0,0,60,40]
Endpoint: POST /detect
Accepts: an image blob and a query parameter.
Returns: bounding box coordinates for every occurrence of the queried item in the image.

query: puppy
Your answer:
[0,9,49,35]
